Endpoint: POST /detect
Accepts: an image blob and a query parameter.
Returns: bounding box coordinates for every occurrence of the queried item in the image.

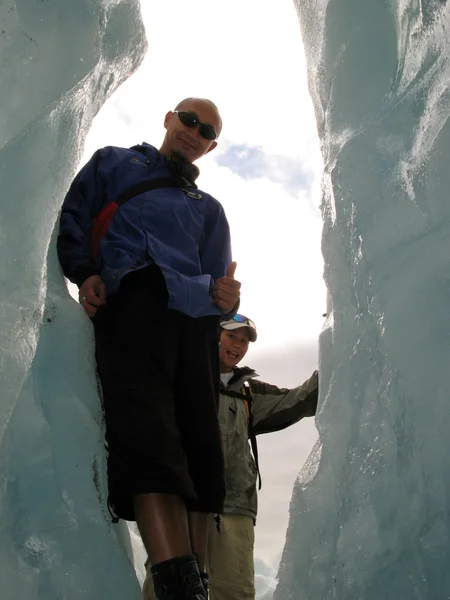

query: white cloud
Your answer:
[77,0,325,572]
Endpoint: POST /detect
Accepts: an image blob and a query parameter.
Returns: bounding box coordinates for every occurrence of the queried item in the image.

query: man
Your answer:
[57,98,240,600]
[208,314,318,600]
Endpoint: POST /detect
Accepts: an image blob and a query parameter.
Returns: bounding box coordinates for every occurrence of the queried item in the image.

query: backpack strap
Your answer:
[90,177,178,260]
[242,382,262,491]
[90,146,206,260]
[221,382,262,490]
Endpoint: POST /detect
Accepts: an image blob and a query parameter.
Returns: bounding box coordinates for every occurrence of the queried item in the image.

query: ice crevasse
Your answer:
[2,1,450,600]
[275,1,450,599]
[0,1,147,598]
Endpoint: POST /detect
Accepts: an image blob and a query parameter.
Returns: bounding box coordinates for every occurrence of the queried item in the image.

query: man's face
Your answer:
[219,327,250,372]
[160,99,221,163]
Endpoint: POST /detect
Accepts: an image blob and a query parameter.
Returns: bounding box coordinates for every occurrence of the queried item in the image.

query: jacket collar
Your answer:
[221,366,259,390]
[132,142,200,187]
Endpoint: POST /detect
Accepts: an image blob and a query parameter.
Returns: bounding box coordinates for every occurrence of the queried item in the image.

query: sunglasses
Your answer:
[232,314,256,329]
[174,111,218,141]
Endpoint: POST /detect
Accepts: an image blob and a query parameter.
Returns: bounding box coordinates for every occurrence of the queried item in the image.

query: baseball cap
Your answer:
[219,314,257,342]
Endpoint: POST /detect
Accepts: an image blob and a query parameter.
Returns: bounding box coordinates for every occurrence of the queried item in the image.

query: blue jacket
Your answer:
[57,143,233,318]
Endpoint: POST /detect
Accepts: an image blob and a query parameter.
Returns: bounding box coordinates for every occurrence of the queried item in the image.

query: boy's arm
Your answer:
[251,370,319,435]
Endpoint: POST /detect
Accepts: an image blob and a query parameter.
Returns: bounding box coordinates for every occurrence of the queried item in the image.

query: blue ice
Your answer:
[0,0,146,598]
[3,0,449,599]
[276,1,450,598]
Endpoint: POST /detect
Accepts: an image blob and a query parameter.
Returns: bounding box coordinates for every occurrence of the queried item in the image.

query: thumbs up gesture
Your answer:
[213,261,241,313]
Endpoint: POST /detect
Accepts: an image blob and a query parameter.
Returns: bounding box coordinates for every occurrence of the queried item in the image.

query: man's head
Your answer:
[159,97,222,163]
[219,315,257,373]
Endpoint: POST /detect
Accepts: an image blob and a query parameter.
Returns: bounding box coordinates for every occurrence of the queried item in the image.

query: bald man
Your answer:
[58,98,240,600]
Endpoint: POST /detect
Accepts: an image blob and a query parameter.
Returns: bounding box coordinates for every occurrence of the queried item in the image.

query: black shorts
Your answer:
[93,265,225,521]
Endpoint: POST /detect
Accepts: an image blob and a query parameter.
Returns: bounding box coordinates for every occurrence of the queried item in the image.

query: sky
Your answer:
[78,0,326,574]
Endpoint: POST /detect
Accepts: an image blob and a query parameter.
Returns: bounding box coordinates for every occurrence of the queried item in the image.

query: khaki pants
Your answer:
[141,513,255,600]
[142,562,155,600]
[206,513,255,600]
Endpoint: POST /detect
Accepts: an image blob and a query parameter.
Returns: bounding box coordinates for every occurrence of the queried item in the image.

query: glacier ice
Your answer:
[0,0,147,598]
[276,1,450,599]
[5,0,450,597]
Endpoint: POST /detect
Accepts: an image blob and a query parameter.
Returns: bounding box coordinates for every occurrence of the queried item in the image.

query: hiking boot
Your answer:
[151,554,207,600]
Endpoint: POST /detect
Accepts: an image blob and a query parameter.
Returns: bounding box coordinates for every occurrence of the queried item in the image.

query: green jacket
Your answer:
[219,367,319,521]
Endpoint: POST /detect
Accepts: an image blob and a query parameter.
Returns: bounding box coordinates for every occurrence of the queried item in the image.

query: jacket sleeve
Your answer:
[56,148,109,287]
[200,200,232,280]
[199,200,239,316]
[251,370,319,435]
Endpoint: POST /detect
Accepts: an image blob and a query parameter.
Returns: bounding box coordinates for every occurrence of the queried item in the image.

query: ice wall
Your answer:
[0,1,146,597]
[275,1,450,599]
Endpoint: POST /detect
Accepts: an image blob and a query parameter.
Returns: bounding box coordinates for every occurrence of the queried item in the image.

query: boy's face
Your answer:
[219,327,250,372]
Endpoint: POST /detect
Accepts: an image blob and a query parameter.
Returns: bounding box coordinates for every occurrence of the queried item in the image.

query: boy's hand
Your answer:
[213,262,241,313]
[79,274,106,318]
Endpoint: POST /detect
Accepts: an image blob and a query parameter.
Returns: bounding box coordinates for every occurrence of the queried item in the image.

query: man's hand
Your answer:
[78,274,106,318]
[213,262,241,314]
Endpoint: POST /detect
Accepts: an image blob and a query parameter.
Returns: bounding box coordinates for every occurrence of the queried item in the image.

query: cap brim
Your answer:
[220,321,257,342]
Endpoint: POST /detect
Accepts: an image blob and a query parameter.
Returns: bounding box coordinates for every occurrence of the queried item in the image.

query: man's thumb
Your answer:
[226,261,237,279]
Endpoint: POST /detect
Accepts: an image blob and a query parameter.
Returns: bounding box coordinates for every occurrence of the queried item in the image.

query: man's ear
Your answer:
[163,111,174,129]
[205,140,218,155]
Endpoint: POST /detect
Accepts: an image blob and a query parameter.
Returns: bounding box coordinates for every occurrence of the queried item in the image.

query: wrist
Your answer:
[73,264,101,288]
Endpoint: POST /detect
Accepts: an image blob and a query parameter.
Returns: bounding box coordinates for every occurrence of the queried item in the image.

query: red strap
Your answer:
[89,177,180,261]
[91,202,119,260]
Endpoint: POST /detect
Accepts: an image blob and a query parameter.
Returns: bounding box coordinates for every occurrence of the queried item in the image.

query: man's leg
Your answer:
[142,509,208,600]
[138,498,208,600]
[168,313,225,597]
[135,493,191,564]
[188,511,208,572]
[206,514,255,600]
